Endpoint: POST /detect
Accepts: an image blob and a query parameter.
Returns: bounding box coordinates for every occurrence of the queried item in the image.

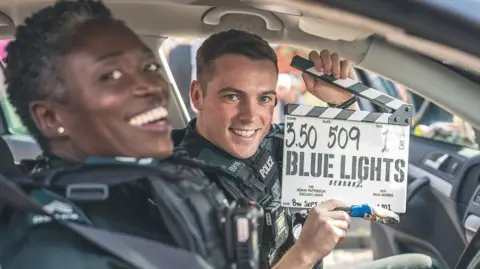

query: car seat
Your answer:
[171,127,187,147]
[0,136,21,177]
[0,136,20,250]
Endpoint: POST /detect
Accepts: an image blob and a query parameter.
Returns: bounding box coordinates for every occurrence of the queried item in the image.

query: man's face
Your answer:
[192,54,278,159]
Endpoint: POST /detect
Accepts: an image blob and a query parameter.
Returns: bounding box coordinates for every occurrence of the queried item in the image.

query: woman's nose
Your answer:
[133,75,169,97]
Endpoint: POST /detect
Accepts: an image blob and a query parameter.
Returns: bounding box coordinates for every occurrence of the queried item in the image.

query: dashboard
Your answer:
[372,133,480,268]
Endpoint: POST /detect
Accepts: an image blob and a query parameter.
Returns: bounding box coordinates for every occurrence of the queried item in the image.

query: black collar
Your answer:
[180,118,259,164]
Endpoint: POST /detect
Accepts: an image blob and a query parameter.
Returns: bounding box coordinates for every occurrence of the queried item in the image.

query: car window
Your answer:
[1,93,28,135]
[0,38,29,136]
[359,70,479,149]
[0,39,28,135]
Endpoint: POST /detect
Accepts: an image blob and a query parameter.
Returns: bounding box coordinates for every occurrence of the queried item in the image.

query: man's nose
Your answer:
[238,99,259,122]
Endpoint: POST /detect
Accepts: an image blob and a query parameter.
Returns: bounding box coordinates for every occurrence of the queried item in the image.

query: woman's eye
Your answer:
[112,70,122,79]
[100,70,123,81]
[144,63,161,72]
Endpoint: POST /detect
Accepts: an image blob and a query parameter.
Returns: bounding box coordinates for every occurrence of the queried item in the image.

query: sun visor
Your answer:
[298,17,372,41]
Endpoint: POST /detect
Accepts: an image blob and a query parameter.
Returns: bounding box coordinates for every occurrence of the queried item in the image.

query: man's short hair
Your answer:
[196,29,278,92]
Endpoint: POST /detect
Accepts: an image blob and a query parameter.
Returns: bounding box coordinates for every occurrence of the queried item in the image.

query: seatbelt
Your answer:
[455,228,480,269]
[0,174,214,269]
[197,148,266,192]
[147,177,206,255]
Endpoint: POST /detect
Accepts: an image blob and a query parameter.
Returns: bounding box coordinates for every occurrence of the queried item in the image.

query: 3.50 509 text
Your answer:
[286,122,361,150]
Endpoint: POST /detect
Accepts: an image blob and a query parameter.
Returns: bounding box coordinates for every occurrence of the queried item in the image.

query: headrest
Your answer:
[0,136,16,176]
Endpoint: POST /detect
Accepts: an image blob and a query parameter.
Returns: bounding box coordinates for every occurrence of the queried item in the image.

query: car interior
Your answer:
[1,0,480,268]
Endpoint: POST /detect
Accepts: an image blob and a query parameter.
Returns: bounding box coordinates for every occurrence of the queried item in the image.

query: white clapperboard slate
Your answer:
[281,56,413,213]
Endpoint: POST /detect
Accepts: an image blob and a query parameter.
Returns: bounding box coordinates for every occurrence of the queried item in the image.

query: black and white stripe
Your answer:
[285,104,392,124]
[290,56,408,111]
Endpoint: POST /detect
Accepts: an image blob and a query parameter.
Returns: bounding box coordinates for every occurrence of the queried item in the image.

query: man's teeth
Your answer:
[231,129,256,138]
[129,107,168,126]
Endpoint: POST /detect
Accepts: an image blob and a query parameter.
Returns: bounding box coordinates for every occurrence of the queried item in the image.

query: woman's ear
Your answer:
[29,100,68,139]
[190,80,204,112]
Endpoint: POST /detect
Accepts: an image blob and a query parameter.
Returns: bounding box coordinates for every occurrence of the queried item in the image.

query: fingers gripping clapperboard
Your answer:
[281,56,413,213]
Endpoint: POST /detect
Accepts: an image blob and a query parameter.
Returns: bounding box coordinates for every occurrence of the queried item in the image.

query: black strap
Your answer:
[0,175,214,269]
[15,159,220,256]
[147,177,206,255]
[197,149,266,191]
[455,228,480,269]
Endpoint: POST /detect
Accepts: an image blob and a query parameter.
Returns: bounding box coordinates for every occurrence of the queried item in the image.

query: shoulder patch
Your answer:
[26,189,91,227]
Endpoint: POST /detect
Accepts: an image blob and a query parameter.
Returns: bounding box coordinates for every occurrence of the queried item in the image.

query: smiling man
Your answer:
[174,29,441,269]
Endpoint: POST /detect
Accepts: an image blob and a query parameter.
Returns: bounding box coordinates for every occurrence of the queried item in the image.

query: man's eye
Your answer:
[144,63,161,72]
[259,96,274,104]
[224,94,240,102]
[99,70,123,81]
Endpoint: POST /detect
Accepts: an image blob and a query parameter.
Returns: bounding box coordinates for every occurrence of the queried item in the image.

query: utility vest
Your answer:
[0,156,263,269]
[176,132,294,268]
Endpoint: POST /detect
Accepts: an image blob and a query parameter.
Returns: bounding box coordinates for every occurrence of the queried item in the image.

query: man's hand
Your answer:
[302,49,357,105]
[272,199,351,269]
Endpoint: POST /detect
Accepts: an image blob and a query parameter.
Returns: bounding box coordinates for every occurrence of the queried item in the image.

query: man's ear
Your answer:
[190,80,204,112]
[29,100,68,139]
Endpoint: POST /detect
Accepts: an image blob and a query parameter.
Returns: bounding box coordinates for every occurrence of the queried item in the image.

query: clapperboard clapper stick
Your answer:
[280,55,414,220]
[289,55,413,125]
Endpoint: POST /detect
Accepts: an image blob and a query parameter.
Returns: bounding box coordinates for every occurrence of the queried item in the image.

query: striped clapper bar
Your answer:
[287,56,413,125]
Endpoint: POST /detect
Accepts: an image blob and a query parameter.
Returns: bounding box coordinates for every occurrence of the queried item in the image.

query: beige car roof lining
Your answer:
[0,0,480,130]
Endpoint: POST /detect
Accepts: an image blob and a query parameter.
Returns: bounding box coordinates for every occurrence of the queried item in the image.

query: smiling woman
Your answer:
[4,1,173,161]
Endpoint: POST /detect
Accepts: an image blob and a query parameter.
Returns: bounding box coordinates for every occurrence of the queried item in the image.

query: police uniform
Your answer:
[174,119,323,269]
[0,155,242,269]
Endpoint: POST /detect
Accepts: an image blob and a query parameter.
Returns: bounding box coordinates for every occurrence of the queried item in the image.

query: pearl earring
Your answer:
[58,126,65,134]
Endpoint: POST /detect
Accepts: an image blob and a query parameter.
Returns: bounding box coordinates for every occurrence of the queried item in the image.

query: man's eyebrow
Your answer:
[259,90,276,96]
[217,87,243,94]
[217,88,277,94]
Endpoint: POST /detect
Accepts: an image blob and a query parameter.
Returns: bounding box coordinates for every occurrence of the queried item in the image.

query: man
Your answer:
[174,29,440,269]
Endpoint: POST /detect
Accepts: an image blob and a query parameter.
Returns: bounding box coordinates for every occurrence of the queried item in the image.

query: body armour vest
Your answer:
[0,155,260,269]
[175,120,297,268]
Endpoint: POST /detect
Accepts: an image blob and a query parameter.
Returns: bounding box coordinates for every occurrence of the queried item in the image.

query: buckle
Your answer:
[66,183,109,201]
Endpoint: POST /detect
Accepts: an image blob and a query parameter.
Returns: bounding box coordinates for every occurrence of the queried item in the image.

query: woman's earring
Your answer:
[58,126,65,134]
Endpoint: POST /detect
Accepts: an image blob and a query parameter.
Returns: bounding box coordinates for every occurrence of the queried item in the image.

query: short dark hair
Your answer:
[4,0,117,153]
[196,29,278,91]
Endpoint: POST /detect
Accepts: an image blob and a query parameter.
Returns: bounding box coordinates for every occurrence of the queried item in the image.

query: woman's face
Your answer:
[36,20,173,160]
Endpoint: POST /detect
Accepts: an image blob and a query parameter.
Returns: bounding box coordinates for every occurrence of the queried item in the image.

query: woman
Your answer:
[0,1,233,268]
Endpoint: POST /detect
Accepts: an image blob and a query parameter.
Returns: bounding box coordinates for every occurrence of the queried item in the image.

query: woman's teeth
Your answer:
[129,107,168,126]
[231,128,256,138]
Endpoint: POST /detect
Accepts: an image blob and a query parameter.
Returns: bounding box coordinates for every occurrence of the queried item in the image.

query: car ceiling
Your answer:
[1,0,480,131]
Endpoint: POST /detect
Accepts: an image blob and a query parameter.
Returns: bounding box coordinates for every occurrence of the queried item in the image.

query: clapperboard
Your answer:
[281,56,413,213]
